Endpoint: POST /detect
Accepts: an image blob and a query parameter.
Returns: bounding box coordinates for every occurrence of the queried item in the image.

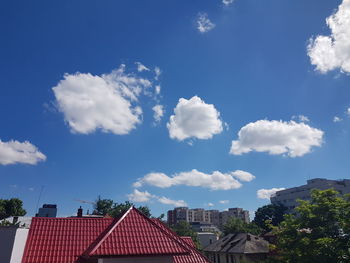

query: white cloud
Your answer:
[230,120,324,157]
[292,115,310,122]
[223,0,234,6]
[127,189,155,202]
[347,108,350,115]
[155,85,161,95]
[197,13,215,33]
[158,197,187,207]
[133,169,249,191]
[167,96,223,141]
[0,140,46,165]
[135,62,150,72]
[257,188,285,200]
[53,64,160,135]
[152,105,164,123]
[333,116,342,122]
[207,202,214,207]
[219,200,229,204]
[231,170,255,182]
[307,0,350,74]
[28,187,35,191]
[155,67,161,80]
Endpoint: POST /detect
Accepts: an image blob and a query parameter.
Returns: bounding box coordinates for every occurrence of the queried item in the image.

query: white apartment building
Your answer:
[270,178,350,212]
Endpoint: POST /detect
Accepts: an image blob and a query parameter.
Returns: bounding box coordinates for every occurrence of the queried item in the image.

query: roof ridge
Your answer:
[83,206,133,257]
[151,219,209,262]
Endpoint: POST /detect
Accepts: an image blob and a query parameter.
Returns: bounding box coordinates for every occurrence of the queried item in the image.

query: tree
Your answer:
[224,217,262,236]
[171,221,201,248]
[274,189,350,263]
[253,204,287,233]
[93,198,151,218]
[0,198,26,220]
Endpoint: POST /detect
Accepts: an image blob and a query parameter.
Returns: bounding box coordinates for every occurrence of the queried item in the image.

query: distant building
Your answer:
[36,204,57,218]
[167,207,250,228]
[203,233,269,263]
[197,232,219,248]
[271,178,350,212]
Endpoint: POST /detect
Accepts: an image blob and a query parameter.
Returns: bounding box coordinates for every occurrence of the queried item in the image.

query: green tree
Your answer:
[0,198,26,220]
[253,204,287,233]
[93,198,151,218]
[275,189,350,263]
[224,217,262,235]
[171,221,201,248]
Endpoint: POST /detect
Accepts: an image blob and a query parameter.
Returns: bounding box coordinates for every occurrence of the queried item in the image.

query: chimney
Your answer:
[77,206,83,217]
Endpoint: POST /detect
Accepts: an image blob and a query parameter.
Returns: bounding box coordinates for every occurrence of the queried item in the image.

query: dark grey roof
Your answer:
[203,233,269,254]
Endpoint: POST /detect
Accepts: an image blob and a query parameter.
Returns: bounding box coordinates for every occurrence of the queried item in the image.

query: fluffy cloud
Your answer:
[0,140,46,165]
[219,200,229,204]
[167,96,223,141]
[133,169,255,190]
[152,105,164,123]
[127,189,187,207]
[53,64,160,135]
[231,170,255,182]
[207,202,214,207]
[257,188,285,200]
[307,0,350,74]
[197,13,215,33]
[230,120,324,157]
[158,197,187,207]
[127,189,154,202]
[223,0,234,6]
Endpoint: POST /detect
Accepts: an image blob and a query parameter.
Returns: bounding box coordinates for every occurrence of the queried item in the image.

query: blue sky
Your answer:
[1,0,350,218]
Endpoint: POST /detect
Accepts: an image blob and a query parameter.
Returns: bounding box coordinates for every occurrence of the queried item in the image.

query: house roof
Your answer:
[151,218,210,263]
[203,233,269,255]
[22,207,191,263]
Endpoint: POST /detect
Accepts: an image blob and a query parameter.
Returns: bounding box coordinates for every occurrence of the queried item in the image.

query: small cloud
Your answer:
[333,116,342,122]
[292,115,310,122]
[219,200,229,204]
[347,108,350,115]
[206,202,214,207]
[155,85,161,95]
[152,105,164,123]
[158,196,187,207]
[135,62,150,72]
[28,187,35,191]
[257,188,285,200]
[127,189,155,202]
[155,67,161,80]
[231,170,255,182]
[134,169,246,191]
[167,96,223,141]
[197,13,215,33]
[222,0,234,6]
[10,184,18,188]
[0,140,46,165]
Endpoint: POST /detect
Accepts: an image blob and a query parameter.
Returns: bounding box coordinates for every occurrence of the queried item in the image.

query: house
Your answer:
[203,233,269,263]
[21,207,210,263]
[0,226,29,263]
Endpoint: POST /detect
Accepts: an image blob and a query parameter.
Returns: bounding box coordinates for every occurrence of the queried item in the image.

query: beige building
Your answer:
[271,178,350,212]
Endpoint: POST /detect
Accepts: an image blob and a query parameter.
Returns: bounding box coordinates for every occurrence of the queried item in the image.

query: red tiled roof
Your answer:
[22,217,113,263]
[151,219,210,263]
[22,207,190,263]
[85,208,190,257]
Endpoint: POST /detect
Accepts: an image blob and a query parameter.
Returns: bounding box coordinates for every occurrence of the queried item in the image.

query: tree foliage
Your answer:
[253,204,287,233]
[93,197,151,218]
[224,217,262,235]
[171,221,201,248]
[274,189,350,263]
[0,198,26,220]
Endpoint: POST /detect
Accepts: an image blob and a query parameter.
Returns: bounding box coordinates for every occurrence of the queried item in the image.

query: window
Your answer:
[230,255,235,263]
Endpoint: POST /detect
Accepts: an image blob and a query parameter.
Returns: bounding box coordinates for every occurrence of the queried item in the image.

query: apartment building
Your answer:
[167,207,250,228]
[271,178,350,212]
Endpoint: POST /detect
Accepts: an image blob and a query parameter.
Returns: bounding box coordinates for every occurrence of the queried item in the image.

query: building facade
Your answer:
[271,178,350,212]
[167,207,250,228]
[36,204,57,217]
